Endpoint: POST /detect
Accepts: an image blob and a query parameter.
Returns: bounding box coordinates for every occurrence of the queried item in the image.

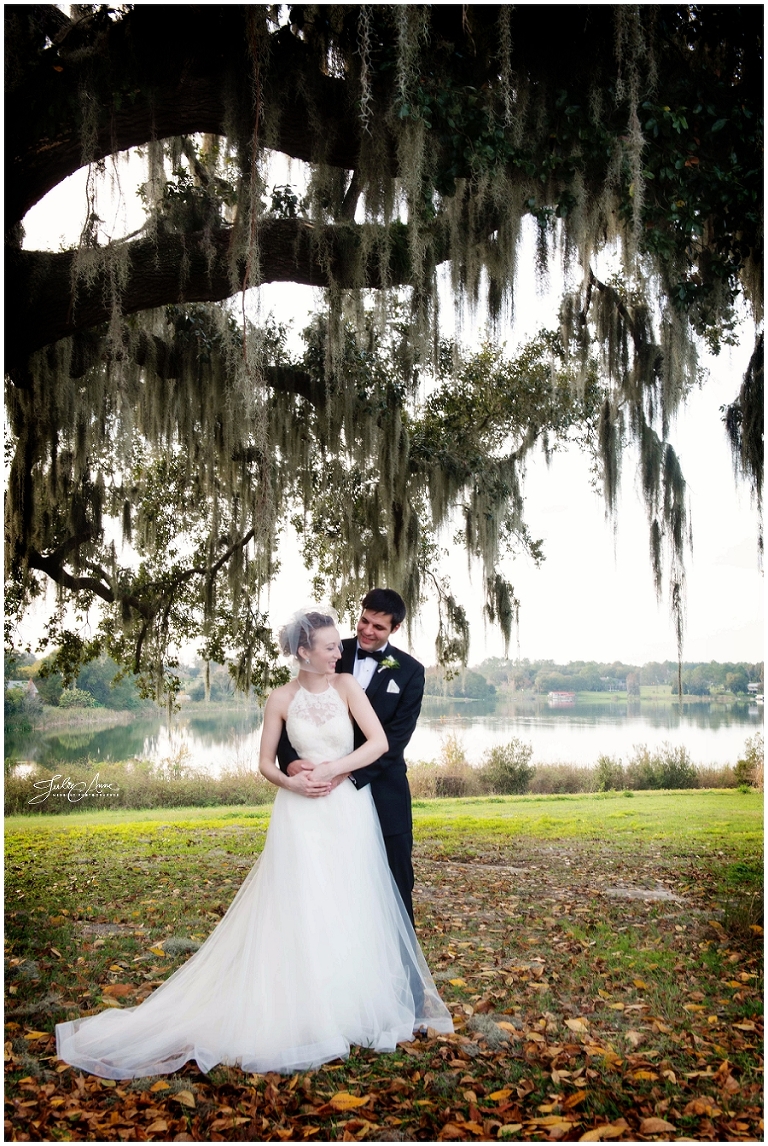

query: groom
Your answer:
[277,588,424,925]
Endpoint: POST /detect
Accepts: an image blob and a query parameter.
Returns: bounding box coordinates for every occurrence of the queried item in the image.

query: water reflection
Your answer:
[413,695,762,766]
[5,695,762,776]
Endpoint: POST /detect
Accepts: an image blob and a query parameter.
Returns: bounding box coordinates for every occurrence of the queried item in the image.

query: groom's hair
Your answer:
[361,588,406,627]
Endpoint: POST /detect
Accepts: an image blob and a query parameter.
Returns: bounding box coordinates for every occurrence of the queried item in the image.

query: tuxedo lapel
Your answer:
[338,639,356,676]
[364,662,391,705]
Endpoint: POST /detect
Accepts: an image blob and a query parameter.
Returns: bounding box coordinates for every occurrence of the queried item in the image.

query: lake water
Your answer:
[6,695,762,775]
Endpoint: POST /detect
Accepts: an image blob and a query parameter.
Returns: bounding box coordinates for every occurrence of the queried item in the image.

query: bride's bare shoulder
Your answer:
[266,681,299,714]
[332,673,361,696]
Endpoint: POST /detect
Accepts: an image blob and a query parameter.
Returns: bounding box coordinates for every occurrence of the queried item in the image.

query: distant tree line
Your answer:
[5,647,762,712]
[454,658,763,697]
[424,668,496,699]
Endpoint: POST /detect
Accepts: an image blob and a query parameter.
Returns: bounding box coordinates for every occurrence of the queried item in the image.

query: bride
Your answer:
[55,606,452,1079]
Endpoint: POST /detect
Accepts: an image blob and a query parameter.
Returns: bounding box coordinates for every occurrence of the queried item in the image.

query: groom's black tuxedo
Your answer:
[277,637,425,922]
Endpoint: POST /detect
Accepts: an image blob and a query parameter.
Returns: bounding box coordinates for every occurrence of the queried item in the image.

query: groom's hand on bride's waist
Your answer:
[286,759,314,777]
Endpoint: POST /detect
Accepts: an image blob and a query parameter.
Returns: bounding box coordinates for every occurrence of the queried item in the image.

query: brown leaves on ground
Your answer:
[5,835,763,1141]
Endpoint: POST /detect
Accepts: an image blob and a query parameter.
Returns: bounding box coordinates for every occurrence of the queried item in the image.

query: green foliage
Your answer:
[479,740,535,795]
[4,686,40,734]
[595,754,627,793]
[57,688,97,709]
[424,668,495,699]
[625,744,698,790]
[472,656,763,695]
[74,656,145,710]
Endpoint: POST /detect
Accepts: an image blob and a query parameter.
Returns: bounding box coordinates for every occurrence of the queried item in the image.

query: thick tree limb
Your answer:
[7,9,373,226]
[27,546,151,617]
[8,219,442,361]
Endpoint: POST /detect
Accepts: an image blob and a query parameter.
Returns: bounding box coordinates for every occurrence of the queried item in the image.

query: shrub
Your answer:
[479,739,535,794]
[57,688,97,709]
[595,754,626,791]
[654,744,698,789]
[528,763,594,794]
[696,764,737,788]
[624,745,658,789]
[4,686,40,732]
[406,735,486,799]
[735,732,764,789]
[625,743,698,789]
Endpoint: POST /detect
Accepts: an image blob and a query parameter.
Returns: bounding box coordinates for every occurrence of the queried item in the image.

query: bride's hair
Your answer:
[278,606,338,658]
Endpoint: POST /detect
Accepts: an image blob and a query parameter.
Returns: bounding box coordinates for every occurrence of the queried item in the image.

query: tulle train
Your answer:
[56,781,452,1079]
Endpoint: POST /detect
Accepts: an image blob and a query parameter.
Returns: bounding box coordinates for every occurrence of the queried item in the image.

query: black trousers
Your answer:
[384,830,415,926]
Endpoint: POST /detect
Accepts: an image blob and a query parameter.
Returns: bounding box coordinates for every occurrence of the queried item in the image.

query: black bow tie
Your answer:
[357,647,385,662]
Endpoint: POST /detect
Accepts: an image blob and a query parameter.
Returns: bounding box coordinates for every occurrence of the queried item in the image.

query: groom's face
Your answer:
[356,609,400,653]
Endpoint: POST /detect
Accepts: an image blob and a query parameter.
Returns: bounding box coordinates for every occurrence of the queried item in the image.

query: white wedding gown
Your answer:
[55,684,453,1078]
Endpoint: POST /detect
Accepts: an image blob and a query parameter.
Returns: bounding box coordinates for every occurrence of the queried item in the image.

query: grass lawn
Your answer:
[5,791,763,1142]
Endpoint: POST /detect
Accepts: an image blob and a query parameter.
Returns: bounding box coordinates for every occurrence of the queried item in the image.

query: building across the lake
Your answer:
[5,679,39,697]
[547,691,576,706]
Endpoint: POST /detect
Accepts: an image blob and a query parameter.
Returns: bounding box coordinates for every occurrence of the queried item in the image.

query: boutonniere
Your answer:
[377,655,400,673]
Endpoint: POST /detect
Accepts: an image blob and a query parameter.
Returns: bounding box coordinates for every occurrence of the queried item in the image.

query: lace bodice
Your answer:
[285,684,354,765]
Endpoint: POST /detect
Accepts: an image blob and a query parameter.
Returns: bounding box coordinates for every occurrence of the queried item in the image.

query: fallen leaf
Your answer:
[329,1092,370,1111]
[526,1116,576,1127]
[102,984,134,998]
[562,1091,587,1110]
[565,1018,590,1033]
[732,1020,756,1031]
[633,979,648,990]
[450,978,467,987]
[579,1120,628,1141]
[630,1069,658,1081]
[172,1089,196,1108]
[146,1119,169,1133]
[639,1116,676,1134]
[488,1089,512,1102]
[150,1081,170,1092]
[683,1098,721,1117]
[149,946,166,956]
[438,1123,466,1140]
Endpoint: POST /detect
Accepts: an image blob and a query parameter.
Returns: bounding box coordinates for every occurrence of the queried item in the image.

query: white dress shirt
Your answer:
[352,641,388,692]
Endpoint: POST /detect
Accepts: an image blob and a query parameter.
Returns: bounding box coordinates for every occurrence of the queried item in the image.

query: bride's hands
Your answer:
[309,761,338,787]
[287,769,332,799]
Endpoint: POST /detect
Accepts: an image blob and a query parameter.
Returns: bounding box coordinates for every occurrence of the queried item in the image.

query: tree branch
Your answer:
[7,9,377,225]
[9,219,441,361]
[27,526,265,675]
[27,546,151,617]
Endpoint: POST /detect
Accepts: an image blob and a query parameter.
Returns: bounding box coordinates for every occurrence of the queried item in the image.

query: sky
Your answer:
[18,149,764,670]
